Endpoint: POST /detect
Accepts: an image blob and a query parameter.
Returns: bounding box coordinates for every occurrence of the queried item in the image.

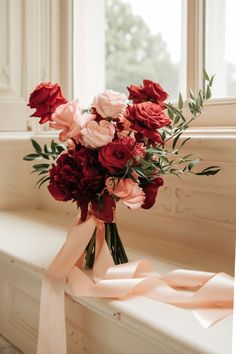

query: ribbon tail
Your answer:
[37,216,97,354]
[37,276,66,354]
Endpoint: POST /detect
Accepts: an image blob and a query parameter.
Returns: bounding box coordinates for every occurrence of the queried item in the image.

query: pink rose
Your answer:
[106,177,145,209]
[50,100,95,142]
[80,120,115,148]
[93,90,127,119]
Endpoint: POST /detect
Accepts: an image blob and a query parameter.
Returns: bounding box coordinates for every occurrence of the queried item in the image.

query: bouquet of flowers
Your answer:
[24,73,219,268]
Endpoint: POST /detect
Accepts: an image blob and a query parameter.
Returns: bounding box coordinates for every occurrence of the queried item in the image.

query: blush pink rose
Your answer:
[93,90,128,119]
[80,120,115,148]
[106,177,145,209]
[50,100,95,142]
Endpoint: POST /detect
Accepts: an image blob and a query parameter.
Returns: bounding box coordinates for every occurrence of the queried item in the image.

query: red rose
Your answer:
[127,80,168,104]
[125,102,170,143]
[48,147,105,220]
[98,141,134,173]
[28,82,67,124]
[142,177,164,209]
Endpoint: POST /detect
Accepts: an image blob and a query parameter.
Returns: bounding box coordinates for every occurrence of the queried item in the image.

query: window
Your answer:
[73,0,236,128]
[205,0,236,98]
[0,0,72,131]
[1,0,235,131]
[105,0,186,101]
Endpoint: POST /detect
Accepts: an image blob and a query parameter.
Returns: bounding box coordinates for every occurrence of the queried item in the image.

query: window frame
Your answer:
[1,0,235,131]
[0,0,72,132]
[187,0,236,127]
[73,0,236,128]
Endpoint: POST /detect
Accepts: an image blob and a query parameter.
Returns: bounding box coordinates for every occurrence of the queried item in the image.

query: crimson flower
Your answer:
[127,79,168,104]
[142,177,164,209]
[28,82,67,124]
[48,147,105,220]
[125,102,170,143]
[98,141,134,173]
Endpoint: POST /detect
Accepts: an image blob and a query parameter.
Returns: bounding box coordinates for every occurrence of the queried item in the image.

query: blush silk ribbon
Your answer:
[36,215,234,354]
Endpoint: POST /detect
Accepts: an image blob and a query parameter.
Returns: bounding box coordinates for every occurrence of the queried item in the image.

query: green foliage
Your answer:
[23,140,66,188]
[119,71,220,180]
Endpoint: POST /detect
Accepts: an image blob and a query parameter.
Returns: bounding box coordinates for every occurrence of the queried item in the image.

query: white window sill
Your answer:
[0,208,233,354]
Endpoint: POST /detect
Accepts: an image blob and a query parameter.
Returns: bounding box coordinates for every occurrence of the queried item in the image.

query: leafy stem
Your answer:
[23,139,66,188]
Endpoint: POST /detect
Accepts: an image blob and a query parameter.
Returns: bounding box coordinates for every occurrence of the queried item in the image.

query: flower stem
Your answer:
[85,222,128,268]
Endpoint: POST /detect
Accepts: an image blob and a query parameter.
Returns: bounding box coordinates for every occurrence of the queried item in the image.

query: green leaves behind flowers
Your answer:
[23,139,66,188]
[23,139,66,161]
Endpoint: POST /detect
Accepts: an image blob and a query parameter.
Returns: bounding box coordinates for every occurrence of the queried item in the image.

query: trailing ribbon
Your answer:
[36,216,234,354]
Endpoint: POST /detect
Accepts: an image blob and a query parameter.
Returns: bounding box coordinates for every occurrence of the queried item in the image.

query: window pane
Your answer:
[105,0,186,100]
[205,0,236,99]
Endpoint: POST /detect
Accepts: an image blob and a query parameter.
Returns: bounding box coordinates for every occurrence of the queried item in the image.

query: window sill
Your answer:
[0,208,233,354]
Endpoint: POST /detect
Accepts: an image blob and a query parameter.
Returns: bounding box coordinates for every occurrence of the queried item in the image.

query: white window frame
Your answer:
[73,0,105,107]
[0,0,72,132]
[187,0,236,127]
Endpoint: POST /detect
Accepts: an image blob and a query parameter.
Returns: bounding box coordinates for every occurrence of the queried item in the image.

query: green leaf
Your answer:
[38,170,50,176]
[188,102,195,115]
[134,168,148,179]
[182,154,194,160]
[198,90,203,106]
[51,140,56,154]
[203,68,210,81]
[32,163,50,170]
[31,139,42,153]
[23,154,42,161]
[38,176,51,189]
[189,89,195,100]
[180,137,191,148]
[56,144,66,154]
[36,175,49,185]
[159,156,169,164]
[205,86,212,99]
[173,115,180,125]
[178,93,183,110]
[44,144,52,154]
[167,107,174,120]
[209,75,215,87]
[172,133,182,150]
[161,130,166,141]
[188,159,201,171]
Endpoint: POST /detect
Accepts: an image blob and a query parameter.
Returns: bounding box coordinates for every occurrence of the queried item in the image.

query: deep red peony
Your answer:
[98,141,134,173]
[141,177,164,209]
[48,147,105,220]
[125,102,170,143]
[127,79,168,104]
[28,82,67,124]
